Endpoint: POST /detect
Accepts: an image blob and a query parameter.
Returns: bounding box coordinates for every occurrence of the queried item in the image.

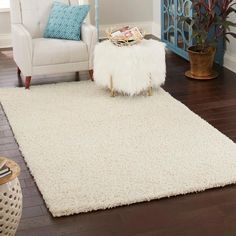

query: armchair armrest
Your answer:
[12,24,33,76]
[81,23,98,70]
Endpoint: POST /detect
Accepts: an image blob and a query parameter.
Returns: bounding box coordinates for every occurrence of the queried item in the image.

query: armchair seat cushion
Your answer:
[32,38,88,66]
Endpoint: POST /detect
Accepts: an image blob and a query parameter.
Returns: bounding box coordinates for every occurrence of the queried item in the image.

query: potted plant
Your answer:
[184,0,236,80]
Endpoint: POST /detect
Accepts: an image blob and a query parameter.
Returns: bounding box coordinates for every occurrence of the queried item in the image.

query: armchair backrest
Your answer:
[10,0,91,38]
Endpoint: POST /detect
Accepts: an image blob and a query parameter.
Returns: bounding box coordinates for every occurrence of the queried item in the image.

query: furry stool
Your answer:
[94,39,166,96]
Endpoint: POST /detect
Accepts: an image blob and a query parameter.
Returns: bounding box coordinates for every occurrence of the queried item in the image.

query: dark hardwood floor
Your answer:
[0,46,236,236]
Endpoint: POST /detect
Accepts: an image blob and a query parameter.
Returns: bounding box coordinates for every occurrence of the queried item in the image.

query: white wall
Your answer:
[0,12,10,33]
[0,11,11,48]
[98,0,154,37]
[0,0,11,48]
[99,0,153,25]
[224,14,236,73]
[152,0,161,38]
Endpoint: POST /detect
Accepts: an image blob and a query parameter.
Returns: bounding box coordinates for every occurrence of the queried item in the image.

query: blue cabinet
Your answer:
[161,0,224,64]
[161,0,192,60]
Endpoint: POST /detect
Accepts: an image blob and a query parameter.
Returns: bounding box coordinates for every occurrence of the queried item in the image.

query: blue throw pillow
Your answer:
[44,1,90,41]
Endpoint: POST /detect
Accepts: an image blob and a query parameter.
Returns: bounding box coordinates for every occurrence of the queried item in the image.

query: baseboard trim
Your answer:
[224,53,236,73]
[0,33,11,48]
[0,8,10,13]
[99,21,153,39]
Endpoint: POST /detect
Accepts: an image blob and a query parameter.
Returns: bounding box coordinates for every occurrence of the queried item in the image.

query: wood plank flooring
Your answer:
[0,47,236,236]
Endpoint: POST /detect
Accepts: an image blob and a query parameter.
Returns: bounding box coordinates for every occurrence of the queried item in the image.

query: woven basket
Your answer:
[106,27,145,47]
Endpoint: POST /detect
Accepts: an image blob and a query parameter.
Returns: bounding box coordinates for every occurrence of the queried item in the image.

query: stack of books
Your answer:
[0,157,12,179]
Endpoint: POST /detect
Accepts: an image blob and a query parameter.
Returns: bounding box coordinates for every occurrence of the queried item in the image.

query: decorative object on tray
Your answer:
[0,157,22,236]
[106,26,145,47]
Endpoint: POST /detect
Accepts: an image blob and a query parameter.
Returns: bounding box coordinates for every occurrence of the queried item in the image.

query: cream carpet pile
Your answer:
[0,82,235,217]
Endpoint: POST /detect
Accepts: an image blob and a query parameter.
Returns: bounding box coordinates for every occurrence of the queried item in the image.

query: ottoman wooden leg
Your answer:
[110,76,115,97]
[148,74,153,96]
[148,86,153,96]
[89,70,94,81]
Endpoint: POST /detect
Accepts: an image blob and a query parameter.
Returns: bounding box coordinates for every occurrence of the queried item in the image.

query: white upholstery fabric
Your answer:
[81,24,98,69]
[32,62,89,76]
[10,0,97,78]
[33,38,88,66]
[15,0,70,38]
[12,24,33,76]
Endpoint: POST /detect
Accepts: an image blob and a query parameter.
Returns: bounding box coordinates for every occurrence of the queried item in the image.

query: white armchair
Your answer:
[10,0,98,89]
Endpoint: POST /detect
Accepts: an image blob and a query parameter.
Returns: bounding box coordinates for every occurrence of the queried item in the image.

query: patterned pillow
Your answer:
[44,1,90,41]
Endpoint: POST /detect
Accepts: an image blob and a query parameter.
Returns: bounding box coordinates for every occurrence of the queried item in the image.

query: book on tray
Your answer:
[0,157,12,179]
[110,26,143,41]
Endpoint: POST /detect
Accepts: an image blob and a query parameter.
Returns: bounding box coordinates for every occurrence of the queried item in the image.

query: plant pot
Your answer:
[185,46,218,80]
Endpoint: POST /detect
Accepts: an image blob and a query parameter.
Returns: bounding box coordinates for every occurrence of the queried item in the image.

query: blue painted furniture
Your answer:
[161,0,224,64]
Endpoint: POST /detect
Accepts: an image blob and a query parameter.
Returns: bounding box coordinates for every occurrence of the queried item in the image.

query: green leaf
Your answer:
[226,7,236,15]
[226,32,236,39]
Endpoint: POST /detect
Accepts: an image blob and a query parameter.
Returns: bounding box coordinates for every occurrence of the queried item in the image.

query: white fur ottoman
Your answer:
[94,39,166,96]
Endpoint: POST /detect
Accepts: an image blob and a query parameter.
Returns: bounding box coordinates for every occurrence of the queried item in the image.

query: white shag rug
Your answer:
[0,82,236,217]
